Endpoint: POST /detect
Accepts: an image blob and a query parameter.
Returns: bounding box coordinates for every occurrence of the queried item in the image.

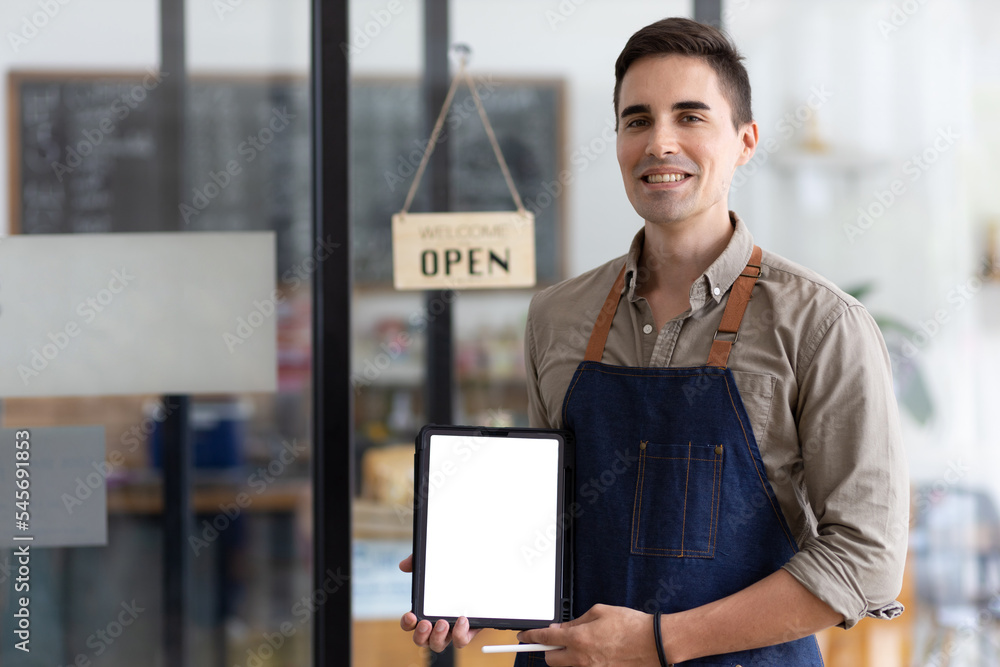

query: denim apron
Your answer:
[516,246,823,666]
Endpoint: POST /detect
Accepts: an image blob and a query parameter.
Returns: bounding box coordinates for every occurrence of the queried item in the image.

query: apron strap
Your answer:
[582,245,763,366]
[583,263,627,362]
[706,245,763,368]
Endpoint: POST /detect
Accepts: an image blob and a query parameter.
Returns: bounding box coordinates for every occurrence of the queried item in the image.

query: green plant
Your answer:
[847,283,934,425]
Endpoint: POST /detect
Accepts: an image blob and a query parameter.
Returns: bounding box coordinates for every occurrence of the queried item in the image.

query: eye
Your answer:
[625,118,649,129]
[681,115,703,123]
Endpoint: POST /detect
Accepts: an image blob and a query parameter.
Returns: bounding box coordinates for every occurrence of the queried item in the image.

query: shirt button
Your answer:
[642,324,653,334]
[713,286,721,296]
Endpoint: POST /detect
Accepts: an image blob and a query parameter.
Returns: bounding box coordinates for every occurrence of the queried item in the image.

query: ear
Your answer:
[734,120,759,167]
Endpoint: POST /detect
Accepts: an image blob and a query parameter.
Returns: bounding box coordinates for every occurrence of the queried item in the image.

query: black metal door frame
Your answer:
[311,0,352,664]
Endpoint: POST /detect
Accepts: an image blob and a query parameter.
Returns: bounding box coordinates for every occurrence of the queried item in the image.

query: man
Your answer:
[401,17,908,665]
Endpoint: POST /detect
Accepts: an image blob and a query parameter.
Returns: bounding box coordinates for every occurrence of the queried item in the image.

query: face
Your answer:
[616,54,757,229]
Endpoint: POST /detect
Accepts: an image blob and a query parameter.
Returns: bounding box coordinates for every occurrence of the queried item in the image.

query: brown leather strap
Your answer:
[706,245,763,368]
[582,246,762,366]
[583,263,627,362]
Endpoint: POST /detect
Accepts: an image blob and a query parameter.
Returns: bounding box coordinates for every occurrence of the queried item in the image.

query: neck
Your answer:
[637,210,735,295]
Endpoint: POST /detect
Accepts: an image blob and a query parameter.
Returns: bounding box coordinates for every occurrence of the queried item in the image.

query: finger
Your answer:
[399,554,413,573]
[400,612,418,631]
[517,621,559,642]
[428,618,452,653]
[412,619,434,647]
[544,646,572,667]
[517,625,562,645]
[451,616,481,648]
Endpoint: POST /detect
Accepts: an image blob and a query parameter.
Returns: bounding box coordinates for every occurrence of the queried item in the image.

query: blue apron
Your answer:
[517,246,823,666]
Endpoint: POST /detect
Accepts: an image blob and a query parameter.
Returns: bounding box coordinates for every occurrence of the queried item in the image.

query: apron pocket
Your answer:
[630,441,723,558]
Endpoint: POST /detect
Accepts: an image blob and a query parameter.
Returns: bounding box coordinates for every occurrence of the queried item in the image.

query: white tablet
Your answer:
[410,425,574,630]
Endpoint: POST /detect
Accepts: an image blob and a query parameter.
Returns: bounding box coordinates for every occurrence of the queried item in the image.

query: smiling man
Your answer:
[400,17,908,666]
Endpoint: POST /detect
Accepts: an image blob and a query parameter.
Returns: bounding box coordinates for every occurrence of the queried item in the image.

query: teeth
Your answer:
[645,173,687,183]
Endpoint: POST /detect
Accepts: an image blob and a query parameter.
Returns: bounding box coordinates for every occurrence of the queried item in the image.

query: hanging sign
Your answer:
[392,53,536,291]
[392,211,535,290]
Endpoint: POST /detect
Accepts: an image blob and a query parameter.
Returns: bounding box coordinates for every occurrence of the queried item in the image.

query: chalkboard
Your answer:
[9,71,311,275]
[350,77,565,285]
[10,73,564,284]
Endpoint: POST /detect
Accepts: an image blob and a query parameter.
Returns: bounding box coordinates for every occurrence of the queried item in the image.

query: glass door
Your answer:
[0,1,314,664]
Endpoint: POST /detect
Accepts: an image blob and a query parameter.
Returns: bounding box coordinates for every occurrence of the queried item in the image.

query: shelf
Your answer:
[107,477,308,514]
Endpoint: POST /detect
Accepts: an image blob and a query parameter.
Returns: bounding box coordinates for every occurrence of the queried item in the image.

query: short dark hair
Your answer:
[614,17,752,131]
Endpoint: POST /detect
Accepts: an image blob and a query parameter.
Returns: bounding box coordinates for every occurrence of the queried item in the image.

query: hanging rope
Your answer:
[399,53,526,216]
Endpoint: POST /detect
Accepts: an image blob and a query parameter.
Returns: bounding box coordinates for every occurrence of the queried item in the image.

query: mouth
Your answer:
[641,172,692,184]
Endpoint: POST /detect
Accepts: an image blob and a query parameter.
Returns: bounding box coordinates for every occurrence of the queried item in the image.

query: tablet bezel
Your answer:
[411,424,574,630]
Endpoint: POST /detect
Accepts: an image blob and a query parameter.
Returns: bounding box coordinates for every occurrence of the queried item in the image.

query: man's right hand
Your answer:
[398,554,481,652]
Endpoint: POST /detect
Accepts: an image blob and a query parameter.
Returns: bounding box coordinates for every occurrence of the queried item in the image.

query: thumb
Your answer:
[399,554,413,573]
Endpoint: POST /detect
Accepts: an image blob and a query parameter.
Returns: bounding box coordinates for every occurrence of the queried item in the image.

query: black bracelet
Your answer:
[653,610,670,667]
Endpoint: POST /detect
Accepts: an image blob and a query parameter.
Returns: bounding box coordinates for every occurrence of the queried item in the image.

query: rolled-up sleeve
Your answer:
[782,304,909,629]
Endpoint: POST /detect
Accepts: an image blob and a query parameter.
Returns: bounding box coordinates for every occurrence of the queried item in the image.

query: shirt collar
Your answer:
[624,211,755,306]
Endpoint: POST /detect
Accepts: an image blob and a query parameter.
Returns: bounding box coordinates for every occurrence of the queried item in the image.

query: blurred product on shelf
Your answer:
[277,284,312,392]
[456,324,526,382]
[361,443,415,508]
[151,397,252,469]
[352,315,426,386]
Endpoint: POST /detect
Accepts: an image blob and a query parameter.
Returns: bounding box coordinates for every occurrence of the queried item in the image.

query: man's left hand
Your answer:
[516,604,659,666]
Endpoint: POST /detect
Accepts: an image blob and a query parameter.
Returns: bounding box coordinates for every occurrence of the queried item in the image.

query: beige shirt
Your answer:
[524,212,908,629]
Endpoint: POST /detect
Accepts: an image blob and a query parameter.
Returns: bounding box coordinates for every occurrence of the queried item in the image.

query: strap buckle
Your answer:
[740,263,762,279]
[713,330,739,344]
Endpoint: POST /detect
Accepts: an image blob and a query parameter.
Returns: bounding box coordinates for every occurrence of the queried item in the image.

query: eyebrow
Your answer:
[673,100,711,112]
[619,100,712,119]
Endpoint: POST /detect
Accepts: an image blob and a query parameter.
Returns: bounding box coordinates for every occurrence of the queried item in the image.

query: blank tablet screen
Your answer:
[422,434,560,621]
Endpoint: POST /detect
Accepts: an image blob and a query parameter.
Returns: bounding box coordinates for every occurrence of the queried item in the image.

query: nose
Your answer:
[646,121,679,158]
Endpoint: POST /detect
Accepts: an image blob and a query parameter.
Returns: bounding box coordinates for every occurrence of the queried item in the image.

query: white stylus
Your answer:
[482,644,563,653]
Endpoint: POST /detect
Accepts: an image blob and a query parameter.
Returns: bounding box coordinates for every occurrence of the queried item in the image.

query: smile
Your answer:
[643,173,690,183]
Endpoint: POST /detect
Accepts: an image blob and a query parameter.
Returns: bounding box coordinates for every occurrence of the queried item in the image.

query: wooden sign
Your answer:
[391,211,536,290]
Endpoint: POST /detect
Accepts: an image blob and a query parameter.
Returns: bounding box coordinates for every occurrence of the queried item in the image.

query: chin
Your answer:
[635,205,695,226]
